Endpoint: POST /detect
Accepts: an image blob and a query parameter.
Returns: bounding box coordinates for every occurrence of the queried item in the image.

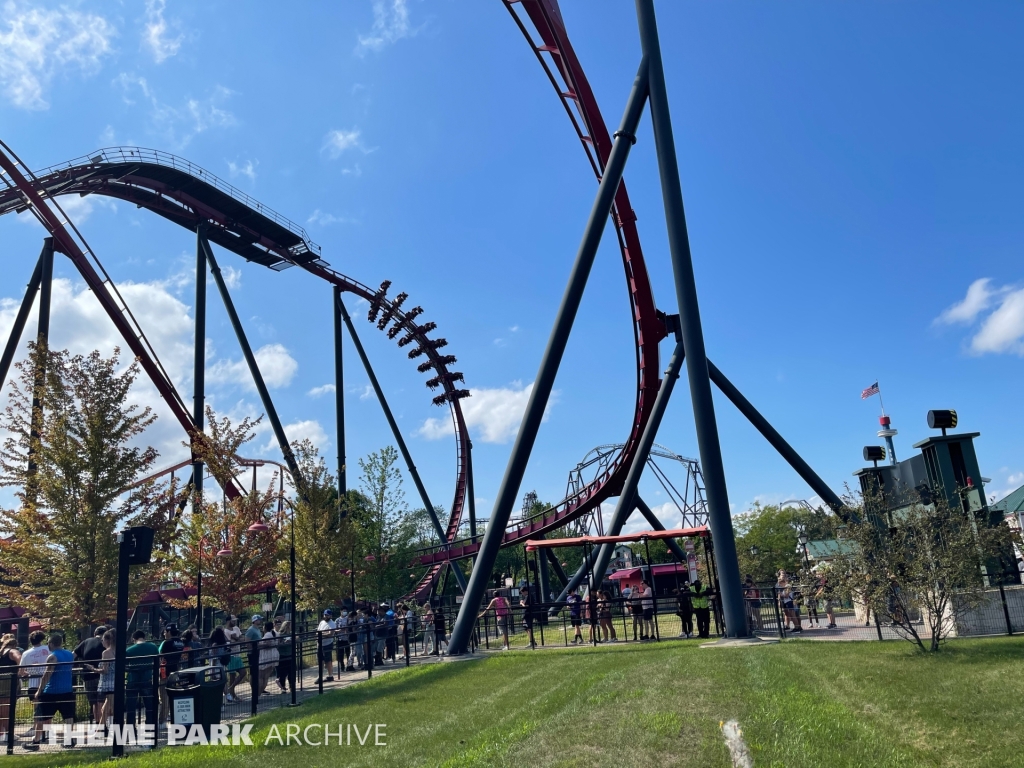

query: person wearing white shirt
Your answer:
[316,609,337,682]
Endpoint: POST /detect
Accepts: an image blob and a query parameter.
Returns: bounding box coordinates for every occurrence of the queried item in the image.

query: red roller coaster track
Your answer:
[0,143,469,595]
[413,0,669,569]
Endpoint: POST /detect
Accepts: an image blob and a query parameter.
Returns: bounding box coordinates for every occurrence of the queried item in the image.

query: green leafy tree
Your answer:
[166,408,280,616]
[829,490,1019,652]
[354,446,415,602]
[734,503,831,583]
[288,439,358,611]
[0,345,170,630]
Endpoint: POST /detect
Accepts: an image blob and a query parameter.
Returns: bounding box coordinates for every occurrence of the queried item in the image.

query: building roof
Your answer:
[992,483,1024,515]
[806,539,855,559]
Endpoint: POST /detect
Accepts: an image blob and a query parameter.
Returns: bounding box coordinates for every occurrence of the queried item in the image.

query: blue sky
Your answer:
[0,0,1022,528]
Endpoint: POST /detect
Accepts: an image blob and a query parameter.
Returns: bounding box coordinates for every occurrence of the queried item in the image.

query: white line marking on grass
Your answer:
[720,719,754,768]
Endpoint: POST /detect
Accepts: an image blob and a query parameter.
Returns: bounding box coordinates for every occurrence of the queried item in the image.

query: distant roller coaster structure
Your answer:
[0,0,846,652]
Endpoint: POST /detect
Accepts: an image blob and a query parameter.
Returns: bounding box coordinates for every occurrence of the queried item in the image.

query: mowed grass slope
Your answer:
[9,637,1024,767]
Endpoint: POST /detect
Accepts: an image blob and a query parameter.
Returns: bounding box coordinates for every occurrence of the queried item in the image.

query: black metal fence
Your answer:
[1,620,441,757]
[746,583,1024,642]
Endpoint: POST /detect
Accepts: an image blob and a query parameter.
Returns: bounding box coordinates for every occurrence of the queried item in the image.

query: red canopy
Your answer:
[524,525,708,550]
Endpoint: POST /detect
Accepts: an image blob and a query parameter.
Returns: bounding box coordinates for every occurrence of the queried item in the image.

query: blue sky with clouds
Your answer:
[0,0,1022,527]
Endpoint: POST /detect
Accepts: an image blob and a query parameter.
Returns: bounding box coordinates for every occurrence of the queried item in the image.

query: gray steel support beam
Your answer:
[201,235,305,492]
[706,362,844,513]
[537,530,552,602]
[637,0,747,637]
[333,286,347,500]
[449,59,650,654]
[634,495,687,562]
[553,338,685,603]
[336,297,467,593]
[0,255,43,393]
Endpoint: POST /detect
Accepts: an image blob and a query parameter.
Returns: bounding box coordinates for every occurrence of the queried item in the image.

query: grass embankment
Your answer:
[10,636,1024,767]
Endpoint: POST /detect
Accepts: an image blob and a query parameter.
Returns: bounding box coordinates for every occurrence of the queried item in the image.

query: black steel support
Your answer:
[449,57,650,655]
[546,549,569,587]
[193,229,207,633]
[466,438,478,542]
[537,531,551,603]
[333,286,347,499]
[706,361,843,513]
[635,495,687,562]
[26,238,53,494]
[111,535,130,758]
[554,338,685,604]
[201,235,304,489]
[636,0,746,637]
[335,297,467,592]
[0,256,43,393]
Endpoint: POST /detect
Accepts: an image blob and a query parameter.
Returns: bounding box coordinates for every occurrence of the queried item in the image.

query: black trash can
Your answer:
[165,665,225,738]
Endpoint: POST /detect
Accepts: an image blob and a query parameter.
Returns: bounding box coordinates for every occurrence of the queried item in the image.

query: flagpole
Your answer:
[877,380,886,417]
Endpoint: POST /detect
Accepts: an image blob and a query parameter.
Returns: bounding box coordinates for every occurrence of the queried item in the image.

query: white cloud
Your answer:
[18,194,117,225]
[355,0,414,56]
[0,2,114,110]
[971,288,1024,355]
[935,278,1002,325]
[221,265,242,290]
[935,278,1024,357]
[418,381,556,444]
[308,383,336,398]
[359,385,373,401]
[227,158,258,183]
[263,419,329,454]
[307,209,355,227]
[1008,472,1024,486]
[115,74,235,149]
[322,129,370,159]
[207,343,298,391]
[142,0,182,64]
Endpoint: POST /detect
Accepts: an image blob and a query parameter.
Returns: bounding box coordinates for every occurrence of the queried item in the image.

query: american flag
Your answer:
[861,381,880,400]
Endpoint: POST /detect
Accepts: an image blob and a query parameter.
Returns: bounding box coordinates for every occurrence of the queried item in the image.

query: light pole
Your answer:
[797,531,810,574]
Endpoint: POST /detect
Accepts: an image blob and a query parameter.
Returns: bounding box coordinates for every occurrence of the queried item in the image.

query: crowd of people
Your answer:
[741,570,839,633]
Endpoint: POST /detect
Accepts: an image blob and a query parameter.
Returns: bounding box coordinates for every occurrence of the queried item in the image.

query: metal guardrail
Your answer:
[31,147,321,260]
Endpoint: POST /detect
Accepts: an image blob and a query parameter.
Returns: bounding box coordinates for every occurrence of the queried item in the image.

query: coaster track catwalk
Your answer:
[0,143,470,596]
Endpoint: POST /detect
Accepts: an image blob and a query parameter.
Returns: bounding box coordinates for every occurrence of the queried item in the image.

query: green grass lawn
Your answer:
[8,636,1024,767]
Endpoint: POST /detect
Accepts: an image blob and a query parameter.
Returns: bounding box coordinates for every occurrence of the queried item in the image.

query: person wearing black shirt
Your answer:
[73,625,108,725]
[157,624,185,724]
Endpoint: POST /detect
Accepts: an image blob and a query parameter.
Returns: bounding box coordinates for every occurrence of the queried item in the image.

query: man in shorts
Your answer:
[316,610,336,682]
[639,579,655,639]
[28,634,75,750]
[18,631,49,749]
[125,630,158,728]
[72,625,108,726]
[566,588,584,644]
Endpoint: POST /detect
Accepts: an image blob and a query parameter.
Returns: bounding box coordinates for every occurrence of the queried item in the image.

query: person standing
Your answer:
[691,579,712,639]
[28,634,75,751]
[566,588,584,644]
[125,631,158,728]
[432,604,448,655]
[96,630,116,727]
[223,617,246,703]
[478,593,511,650]
[158,624,185,723]
[244,615,263,690]
[19,631,49,744]
[0,634,22,744]
[743,575,763,631]
[638,579,656,640]
[597,591,617,642]
[519,589,535,648]
[816,573,838,629]
[777,572,801,633]
[72,625,107,726]
[336,611,350,672]
[628,586,643,641]
[315,610,336,683]
[276,621,294,694]
[676,582,694,638]
[258,622,279,694]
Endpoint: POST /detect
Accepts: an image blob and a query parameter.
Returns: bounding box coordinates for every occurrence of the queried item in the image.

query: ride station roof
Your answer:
[523,525,709,550]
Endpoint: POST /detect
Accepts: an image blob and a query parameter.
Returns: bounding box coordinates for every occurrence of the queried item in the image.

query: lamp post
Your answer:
[797,531,810,573]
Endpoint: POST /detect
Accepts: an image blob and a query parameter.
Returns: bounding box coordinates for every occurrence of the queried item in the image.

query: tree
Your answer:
[0,346,170,629]
[288,439,358,611]
[829,490,1019,652]
[734,503,831,584]
[166,408,280,616]
[354,447,414,602]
